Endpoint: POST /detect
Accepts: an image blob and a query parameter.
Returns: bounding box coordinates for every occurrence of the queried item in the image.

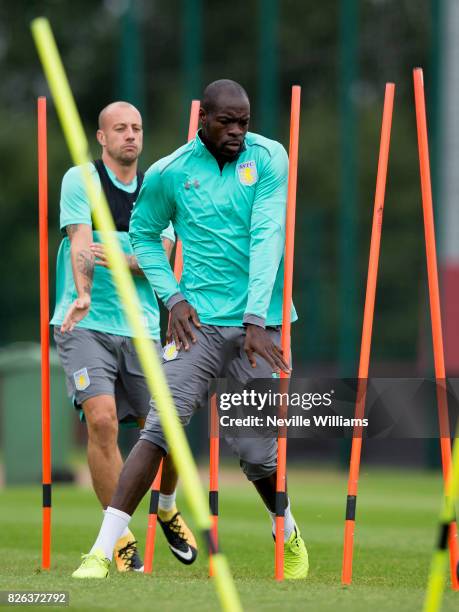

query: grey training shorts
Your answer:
[140,324,280,481]
[54,327,159,425]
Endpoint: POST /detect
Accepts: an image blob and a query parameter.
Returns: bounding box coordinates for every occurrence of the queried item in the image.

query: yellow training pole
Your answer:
[31,17,241,612]
[423,427,459,612]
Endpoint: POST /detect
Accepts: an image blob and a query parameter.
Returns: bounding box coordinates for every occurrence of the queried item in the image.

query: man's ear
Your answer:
[199,107,206,127]
[96,129,105,146]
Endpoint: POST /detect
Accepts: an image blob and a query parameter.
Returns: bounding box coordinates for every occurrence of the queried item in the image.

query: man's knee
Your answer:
[233,438,278,481]
[83,396,118,443]
[239,459,277,481]
[142,399,194,451]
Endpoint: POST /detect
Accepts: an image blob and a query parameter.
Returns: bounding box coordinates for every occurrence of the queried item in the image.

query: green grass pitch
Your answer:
[0,466,458,611]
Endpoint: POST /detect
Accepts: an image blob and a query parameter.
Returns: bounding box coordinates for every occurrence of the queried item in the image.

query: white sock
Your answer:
[91,506,131,560]
[267,500,296,543]
[158,490,177,512]
[102,509,130,538]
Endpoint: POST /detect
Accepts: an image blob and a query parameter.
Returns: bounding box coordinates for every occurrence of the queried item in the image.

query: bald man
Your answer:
[72,82,308,580]
[52,102,197,573]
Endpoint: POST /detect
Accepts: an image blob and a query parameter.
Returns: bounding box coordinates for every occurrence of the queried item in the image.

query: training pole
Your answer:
[423,428,459,612]
[143,99,200,574]
[341,83,395,585]
[31,18,241,611]
[209,394,219,577]
[413,67,459,590]
[38,96,52,570]
[174,99,200,280]
[143,462,163,574]
[274,85,301,581]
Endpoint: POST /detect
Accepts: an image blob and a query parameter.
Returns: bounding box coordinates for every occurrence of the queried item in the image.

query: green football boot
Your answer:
[72,548,110,579]
[284,527,309,580]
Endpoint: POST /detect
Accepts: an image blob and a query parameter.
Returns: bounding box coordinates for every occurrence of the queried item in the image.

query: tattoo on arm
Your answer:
[68,224,94,300]
[66,224,81,240]
[76,250,95,281]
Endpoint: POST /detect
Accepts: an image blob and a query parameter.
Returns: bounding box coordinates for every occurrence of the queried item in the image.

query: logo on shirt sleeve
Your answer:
[184,179,200,190]
[73,367,90,391]
[237,161,258,186]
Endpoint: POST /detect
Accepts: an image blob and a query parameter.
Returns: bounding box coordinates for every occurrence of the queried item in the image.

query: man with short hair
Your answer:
[72,81,308,580]
[52,101,197,572]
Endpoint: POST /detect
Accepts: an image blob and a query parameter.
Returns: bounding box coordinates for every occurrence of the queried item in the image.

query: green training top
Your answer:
[50,162,175,339]
[130,131,297,328]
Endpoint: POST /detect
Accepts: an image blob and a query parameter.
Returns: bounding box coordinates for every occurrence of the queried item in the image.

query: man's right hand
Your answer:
[60,295,91,333]
[167,301,201,350]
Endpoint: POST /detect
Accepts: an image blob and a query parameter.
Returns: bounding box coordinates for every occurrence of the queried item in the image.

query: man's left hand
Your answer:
[90,242,109,267]
[90,242,144,276]
[244,324,290,374]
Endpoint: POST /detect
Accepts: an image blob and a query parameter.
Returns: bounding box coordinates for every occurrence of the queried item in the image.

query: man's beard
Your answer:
[219,147,242,162]
[116,150,139,166]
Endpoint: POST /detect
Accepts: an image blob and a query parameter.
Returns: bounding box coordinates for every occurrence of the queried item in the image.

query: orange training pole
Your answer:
[413,67,459,590]
[143,100,200,573]
[143,461,163,573]
[341,83,395,585]
[38,96,51,570]
[209,395,219,577]
[275,85,301,581]
[174,100,201,280]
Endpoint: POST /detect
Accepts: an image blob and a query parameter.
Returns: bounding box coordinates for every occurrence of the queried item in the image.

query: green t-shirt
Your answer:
[130,131,297,327]
[50,162,175,339]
